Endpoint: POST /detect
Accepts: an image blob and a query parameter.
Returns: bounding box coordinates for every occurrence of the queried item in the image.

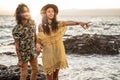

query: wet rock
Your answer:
[0,52,16,56]
[83,67,95,71]
[0,64,9,80]
[0,64,46,80]
[3,52,15,55]
[8,42,14,45]
[64,34,120,55]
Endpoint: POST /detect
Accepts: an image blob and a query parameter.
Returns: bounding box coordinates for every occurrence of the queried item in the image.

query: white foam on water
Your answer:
[59,54,120,80]
[0,50,120,80]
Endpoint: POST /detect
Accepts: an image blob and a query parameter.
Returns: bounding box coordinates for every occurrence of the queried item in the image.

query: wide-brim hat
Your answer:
[40,4,58,15]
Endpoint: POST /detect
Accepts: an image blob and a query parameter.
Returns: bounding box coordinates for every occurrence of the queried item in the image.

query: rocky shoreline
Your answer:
[64,34,120,55]
[1,34,120,56]
[0,64,46,80]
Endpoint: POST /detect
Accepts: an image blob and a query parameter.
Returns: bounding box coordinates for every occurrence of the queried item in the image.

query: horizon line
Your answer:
[0,8,120,16]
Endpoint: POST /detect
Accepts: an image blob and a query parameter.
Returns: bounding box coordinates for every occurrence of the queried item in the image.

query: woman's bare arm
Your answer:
[14,39,22,61]
[64,21,90,29]
[36,25,43,55]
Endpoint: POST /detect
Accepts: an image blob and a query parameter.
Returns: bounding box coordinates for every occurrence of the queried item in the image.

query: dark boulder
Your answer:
[0,64,46,80]
[0,52,16,56]
[64,34,120,55]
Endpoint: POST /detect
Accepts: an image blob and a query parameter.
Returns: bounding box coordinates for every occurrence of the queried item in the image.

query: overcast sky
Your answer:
[0,0,120,16]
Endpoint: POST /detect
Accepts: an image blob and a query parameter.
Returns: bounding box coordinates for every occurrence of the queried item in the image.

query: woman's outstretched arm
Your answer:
[64,21,90,29]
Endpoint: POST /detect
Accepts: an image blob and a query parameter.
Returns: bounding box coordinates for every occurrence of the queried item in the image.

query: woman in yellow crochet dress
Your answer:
[37,4,89,80]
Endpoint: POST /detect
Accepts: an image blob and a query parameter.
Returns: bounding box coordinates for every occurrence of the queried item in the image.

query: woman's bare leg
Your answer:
[53,69,59,80]
[46,74,53,80]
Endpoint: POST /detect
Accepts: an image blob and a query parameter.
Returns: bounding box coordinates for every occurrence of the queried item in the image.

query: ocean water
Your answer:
[0,15,120,80]
[0,15,120,44]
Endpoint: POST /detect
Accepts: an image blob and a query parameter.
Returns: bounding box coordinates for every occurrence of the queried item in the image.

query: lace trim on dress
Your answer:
[44,60,68,75]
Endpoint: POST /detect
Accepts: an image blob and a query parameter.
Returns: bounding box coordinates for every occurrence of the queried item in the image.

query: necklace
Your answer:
[48,22,52,25]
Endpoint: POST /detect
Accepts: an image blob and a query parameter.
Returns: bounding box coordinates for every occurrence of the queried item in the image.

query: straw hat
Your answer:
[40,4,58,15]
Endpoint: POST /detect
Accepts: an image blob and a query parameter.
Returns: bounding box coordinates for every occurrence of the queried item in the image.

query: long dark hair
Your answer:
[42,13,58,35]
[15,3,31,24]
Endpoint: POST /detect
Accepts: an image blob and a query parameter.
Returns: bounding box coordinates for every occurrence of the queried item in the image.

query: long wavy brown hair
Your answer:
[15,3,31,24]
[41,13,58,35]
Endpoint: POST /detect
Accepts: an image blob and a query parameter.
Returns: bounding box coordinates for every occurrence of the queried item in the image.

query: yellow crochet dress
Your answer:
[37,21,68,75]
